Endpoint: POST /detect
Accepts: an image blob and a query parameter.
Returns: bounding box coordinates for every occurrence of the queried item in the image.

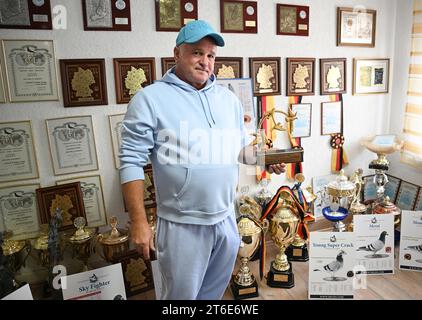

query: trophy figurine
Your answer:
[97,216,129,263]
[231,211,267,299]
[254,178,273,209]
[347,169,368,231]
[68,217,95,271]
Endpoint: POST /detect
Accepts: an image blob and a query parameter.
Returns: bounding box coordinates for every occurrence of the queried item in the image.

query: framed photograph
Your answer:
[59,58,108,107]
[113,57,156,104]
[46,116,99,176]
[320,58,346,95]
[396,181,420,210]
[0,60,6,103]
[216,78,255,132]
[0,120,39,183]
[214,57,243,79]
[36,182,86,232]
[321,101,343,135]
[108,113,125,169]
[57,175,107,228]
[276,4,309,36]
[353,58,390,95]
[111,249,154,297]
[337,7,376,47]
[286,58,315,96]
[249,57,281,96]
[155,0,197,31]
[0,183,40,240]
[363,175,377,203]
[82,0,131,31]
[384,174,401,204]
[415,189,422,211]
[0,0,52,30]
[291,103,312,138]
[220,0,257,34]
[143,164,156,209]
[161,57,176,76]
[2,39,59,102]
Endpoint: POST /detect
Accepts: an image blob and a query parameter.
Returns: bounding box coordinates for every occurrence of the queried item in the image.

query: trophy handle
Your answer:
[21,240,32,269]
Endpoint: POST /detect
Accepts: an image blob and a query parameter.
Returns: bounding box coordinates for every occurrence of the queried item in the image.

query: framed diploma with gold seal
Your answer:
[220,0,257,34]
[161,57,176,76]
[155,0,197,31]
[0,0,52,30]
[0,120,39,183]
[214,57,243,79]
[320,58,346,95]
[59,58,108,107]
[108,113,125,169]
[2,39,59,102]
[82,0,131,31]
[46,115,99,175]
[113,57,156,104]
[277,4,309,36]
[249,57,281,96]
[0,183,41,240]
[286,57,315,96]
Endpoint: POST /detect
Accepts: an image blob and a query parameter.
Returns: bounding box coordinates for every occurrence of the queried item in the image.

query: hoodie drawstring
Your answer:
[204,91,216,126]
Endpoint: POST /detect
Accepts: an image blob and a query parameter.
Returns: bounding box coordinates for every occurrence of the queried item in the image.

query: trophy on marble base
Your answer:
[69,217,95,271]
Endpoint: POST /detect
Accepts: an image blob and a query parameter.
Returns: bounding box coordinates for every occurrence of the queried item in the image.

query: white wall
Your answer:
[0,0,418,231]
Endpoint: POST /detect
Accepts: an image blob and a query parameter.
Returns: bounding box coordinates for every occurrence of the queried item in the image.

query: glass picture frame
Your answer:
[276,4,309,36]
[249,57,281,96]
[337,7,376,47]
[155,0,197,31]
[320,58,347,95]
[214,57,243,79]
[362,175,377,203]
[291,103,312,138]
[82,0,131,31]
[321,101,343,136]
[286,57,315,96]
[161,57,176,76]
[396,181,420,210]
[108,113,125,169]
[0,0,52,30]
[415,189,422,211]
[220,0,257,34]
[384,174,401,204]
[0,60,6,103]
[353,58,390,95]
[2,39,59,102]
[46,115,99,176]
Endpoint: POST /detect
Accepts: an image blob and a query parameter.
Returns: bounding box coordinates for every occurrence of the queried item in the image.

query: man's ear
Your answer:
[173,46,180,62]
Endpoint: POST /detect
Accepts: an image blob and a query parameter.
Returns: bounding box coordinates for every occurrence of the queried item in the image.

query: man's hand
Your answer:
[267,163,286,174]
[129,219,155,260]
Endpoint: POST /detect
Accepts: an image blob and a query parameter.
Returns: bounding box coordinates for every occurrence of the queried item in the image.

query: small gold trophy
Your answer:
[347,169,367,231]
[69,217,94,271]
[97,216,129,263]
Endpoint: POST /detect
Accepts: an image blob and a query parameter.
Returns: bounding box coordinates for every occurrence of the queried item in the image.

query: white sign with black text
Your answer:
[399,210,422,272]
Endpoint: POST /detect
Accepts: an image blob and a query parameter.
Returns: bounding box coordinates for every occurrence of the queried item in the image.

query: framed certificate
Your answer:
[286,57,315,96]
[363,175,377,203]
[155,0,197,31]
[220,0,257,34]
[0,120,39,183]
[0,0,52,30]
[396,181,420,210]
[0,60,6,103]
[143,164,156,209]
[249,57,281,96]
[0,183,40,240]
[291,103,312,138]
[353,58,389,95]
[214,57,243,79]
[384,174,401,204]
[161,57,176,76]
[337,7,376,47]
[46,116,99,175]
[113,57,156,104]
[108,113,125,169]
[277,4,309,36]
[36,182,86,232]
[320,58,347,95]
[321,101,343,135]
[59,58,108,107]
[2,39,59,102]
[415,189,422,211]
[82,0,131,31]
[57,175,107,228]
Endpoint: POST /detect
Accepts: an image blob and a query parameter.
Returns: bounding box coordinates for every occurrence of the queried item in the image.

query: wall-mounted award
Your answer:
[108,113,125,169]
[214,57,243,79]
[82,0,131,31]
[320,58,347,95]
[161,57,176,76]
[220,0,257,33]
[249,57,281,96]
[0,0,52,30]
[277,4,309,36]
[287,57,315,96]
[155,0,197,31]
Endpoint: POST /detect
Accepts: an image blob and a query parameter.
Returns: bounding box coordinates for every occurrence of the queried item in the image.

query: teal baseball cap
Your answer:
[176,20,225,47]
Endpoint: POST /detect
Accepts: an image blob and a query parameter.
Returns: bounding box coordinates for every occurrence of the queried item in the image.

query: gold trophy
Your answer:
[97,216,129,263]
[347,169,367,231]
[231,211,268,299]
[68,217,95,271]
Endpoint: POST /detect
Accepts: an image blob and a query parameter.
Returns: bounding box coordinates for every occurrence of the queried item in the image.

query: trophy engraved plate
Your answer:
[257,147,304,165]
[274,274,288,282]
[238,287,256,295]
[293,248,302,256]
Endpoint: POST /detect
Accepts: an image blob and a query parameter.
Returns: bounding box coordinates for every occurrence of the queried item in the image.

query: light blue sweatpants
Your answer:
[155,213,240,300]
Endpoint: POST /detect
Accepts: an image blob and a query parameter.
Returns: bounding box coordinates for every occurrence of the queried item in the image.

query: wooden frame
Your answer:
[384,174,402,204]
[414,188,422,211]
[113,57,156,104]
[362,175,377,203]
[286,57,315,96]
[353,58,390,95]
[249,57,281,96]
[155,0,197,32]
[220,0,257,34]
[0,0,52,30]
[320,58,346,95]
[337,7,376,47]
[161,57,176,76]
[108,113,125,169]
[321,101,343,136]
[214,57,243,78]
[143,164,156,209]
[59,58,108,107]
[291,103,312,138]
[396,181,420,210]
[276,4,309,36]
[36,182,86,232]
[0,60,6,103]
[82,0,131,31]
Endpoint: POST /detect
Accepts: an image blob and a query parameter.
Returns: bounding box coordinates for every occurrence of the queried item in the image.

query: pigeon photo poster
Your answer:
[61,263,127,300]
[354,214,395,275]
[309,231,355,299]
[399,210,422,272]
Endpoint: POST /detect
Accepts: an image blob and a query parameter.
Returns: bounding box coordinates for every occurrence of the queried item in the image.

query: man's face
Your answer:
[174,37,217,89]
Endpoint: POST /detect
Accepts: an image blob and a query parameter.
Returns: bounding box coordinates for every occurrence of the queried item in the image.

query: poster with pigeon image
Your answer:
[354,214,395,275]
[399,210,422,272]
[309,232,355,299]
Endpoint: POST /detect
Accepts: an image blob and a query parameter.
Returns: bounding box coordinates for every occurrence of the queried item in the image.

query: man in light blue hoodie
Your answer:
[120,20,286,300]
